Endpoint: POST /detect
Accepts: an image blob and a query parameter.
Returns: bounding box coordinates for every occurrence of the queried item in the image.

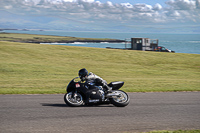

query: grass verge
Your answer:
[0,41,200,94]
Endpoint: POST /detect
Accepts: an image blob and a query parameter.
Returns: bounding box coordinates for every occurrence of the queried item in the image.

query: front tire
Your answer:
[110,90,130,107]
[64,92,84,107]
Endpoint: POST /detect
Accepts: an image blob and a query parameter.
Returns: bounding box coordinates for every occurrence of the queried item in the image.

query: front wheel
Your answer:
[110,90,130,107]
[64,92,84,107]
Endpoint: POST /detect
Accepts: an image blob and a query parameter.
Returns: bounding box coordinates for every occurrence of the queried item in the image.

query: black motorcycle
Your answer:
[64,77,130,107]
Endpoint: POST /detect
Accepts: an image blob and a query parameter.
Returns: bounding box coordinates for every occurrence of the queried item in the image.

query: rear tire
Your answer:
[110,90,130,107]
[64,92,84,107]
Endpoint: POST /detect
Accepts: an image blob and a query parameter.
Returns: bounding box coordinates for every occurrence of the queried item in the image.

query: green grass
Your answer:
[0,40,200,94]
[0,32,121,43]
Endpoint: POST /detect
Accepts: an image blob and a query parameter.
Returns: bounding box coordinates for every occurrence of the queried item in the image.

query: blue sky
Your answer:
[0,0,200,33]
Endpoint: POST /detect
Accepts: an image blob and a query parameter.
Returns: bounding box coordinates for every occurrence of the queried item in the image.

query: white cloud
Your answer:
[121,3,133,8]
[133,4,153,12]
[166,0,196,10]
[196,0,200,8]
[4,5,13,9]
[106,1,113,6]
[0,0,199,32]
[153,3,163,10]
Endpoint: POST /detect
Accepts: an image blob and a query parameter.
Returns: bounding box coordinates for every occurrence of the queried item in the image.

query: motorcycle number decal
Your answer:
[76,83,80,88]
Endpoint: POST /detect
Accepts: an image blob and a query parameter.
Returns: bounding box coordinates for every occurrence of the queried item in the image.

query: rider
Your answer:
[78,68,112,92]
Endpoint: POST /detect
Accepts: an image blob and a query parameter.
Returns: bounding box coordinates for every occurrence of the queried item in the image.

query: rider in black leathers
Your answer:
[78,68,112,103]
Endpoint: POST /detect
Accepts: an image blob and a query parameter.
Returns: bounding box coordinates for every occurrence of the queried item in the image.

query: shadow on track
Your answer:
[41,103,115,107]
[41,103,70,107]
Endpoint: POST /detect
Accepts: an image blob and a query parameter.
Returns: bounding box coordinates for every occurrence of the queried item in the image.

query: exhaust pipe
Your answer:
[106,92,121,98]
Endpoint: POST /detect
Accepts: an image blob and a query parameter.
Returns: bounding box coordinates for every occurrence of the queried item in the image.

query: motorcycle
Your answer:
[64,77,130,107]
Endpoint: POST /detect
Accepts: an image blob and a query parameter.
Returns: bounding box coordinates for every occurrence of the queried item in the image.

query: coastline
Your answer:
[1,30,200,54]
[0,32,125,44]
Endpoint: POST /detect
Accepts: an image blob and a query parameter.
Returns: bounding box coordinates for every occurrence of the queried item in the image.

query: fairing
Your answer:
[108,81,124,90]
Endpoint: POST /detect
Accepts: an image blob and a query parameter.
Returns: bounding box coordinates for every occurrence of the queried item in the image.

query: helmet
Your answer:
[78,68,88,80]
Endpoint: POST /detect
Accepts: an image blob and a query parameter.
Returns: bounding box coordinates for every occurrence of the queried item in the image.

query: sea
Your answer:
[1,30,200,54]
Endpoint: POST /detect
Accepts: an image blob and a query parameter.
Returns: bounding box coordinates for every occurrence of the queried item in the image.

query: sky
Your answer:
[0,0,200,33]
[99,0,166,6]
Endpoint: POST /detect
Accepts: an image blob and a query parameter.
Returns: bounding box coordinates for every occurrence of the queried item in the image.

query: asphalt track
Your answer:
[0,92,200,133]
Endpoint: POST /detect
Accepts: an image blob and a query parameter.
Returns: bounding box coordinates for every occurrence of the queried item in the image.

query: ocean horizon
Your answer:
[1,30,200,54]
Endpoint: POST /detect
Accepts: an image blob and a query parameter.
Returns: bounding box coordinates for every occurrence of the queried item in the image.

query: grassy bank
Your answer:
[0,40,200,94]
[0,32,123,43]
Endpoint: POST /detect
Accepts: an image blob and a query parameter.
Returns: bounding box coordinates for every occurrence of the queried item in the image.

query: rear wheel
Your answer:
[64,92,84,107]
[110,90,130,107]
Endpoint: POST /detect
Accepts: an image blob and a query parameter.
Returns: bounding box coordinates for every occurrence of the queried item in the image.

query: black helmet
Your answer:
[78,68,88,80]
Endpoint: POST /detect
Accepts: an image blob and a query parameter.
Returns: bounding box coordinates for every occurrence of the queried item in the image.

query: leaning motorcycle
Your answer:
[64,77,130,107]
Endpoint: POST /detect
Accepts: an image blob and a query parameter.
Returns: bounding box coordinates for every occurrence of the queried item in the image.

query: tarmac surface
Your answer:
[0,92,200,133]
